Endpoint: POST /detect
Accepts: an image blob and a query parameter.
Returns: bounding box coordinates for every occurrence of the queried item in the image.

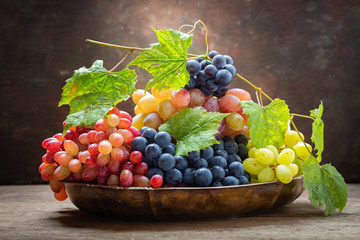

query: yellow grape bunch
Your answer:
[243,130,312,184]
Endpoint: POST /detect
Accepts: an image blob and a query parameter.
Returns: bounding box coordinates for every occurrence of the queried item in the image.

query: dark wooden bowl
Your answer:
[65,176,304,220]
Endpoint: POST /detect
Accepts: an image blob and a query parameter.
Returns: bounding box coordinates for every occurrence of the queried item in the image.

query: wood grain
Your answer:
[0,184,359,239]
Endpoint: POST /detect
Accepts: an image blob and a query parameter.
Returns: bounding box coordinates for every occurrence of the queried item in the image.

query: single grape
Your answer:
[108,159,121,175]
[130,151,143,164]
[145,143,162,160]
[293,142,312,160]
[201,147,214,160]
[137,95,159,113]
[196,70,208,85]
[224,64,236,78]
[212,181,223,187]
[243,158,265,175]
[205,79,218,92]
[284,130,301,147]
[215,69,232,86]
[150,174,163,188]
[226,112,245,131]
[85,155,97,167]
[118,129,134,144]
[121,161,135,172]
[109,133,124,147]
[132,89,149,104]
[225,88,251,101]
[194,158,208,169]
[162,145,176,155]
[194,168,213,187]
[228,161,245,178]
[53,166,71,181]
[223,176,240,186]
[54,185,67,201]
[46,139,61,152]
[171,88,190,108]
[95,118,108,132]
[211,166,226,182]
[255,148,275,165]
[214,149,228,159]
[212,139,224,151]
[106,114,120,128]
[289,163,299,177]
[208,156,227,168]
[212,55,226,69]
[157,99,176,120]
[278,148,295,165]
[224,141,238,155]
[234,134,249,145]
[165,168,183,186]
[203,97,220,112]
[189,88,206,107]
[204,64,218,78]
[49,177,62,193]
[111,147,124,162]
[224,55,234,64]
[188,151,201,161]
[220,95,241,113]
[69,159,81,172]
[128,126,141,138]
[208,50,218,59]
[266,145,279,164]
[158,153,176,171]
[186,60,201,76]
[237,143,249,160]
[143,112,163,129]
[97,153,110,166]
[200,60,212,70]
[131,137,148,154]
[107,174,120,186]
[174,156,188,170]
[227,154,242,165]
[41,165,56,181]
[134,162,148,175]
[98,140,112,155]
[258,166,275,183]
[120,169,133,187]
[276,165,293,184]
[154,131,171,148]
[94,131,106,143]
[131,113,146,130]
[183,168,196,186]
[118,118,131,129]
[142,128,157,143]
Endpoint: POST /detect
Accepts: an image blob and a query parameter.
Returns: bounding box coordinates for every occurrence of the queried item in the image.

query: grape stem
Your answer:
[109,51,132,73]
[291,113,316,121]
[86,39,200,58]
[236,73,273,102]
[179,20,209,58]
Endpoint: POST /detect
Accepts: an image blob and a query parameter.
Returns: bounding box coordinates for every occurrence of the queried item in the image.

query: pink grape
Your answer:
[94,131,106,143]
[105,127,117,138]
[107,174,120,186]
[97,176,108,185]
[97,153,110,166]
[88,143,99,156]
[54,185,67,201]
[118,118,131,129]
[111,147,124,162]
[64,130,77,141]
[87,130,97,143]
[119,111,133,124]
[95,118,108,132]
[53,166,71,181]
[150,174,163,188]
[69,159,82,172]
[171,88,190,107]
[133,175,150,187]
[55,151,73,166]
[45,152,56,164]
[226,88,251,101]
[118,129,134,144]
[189,88,206,107]
[76,126,91,134]
[120,170,133,187]
[46,139,61,152]
[128,126,141,138]
[220,95,241,112]
[82,166,97,182]
[49,177,62,193]
[78,133,91,145]
[130,151,143,164]
[96,165,109,178]
[41,165,56,181]
[121,161,134,172]
[203,97,220,112]
[109,133,124,147]
[98,140,113,155]
[106,114,120,127]
[120,146,131,161]
[78,150,90,163]
[134,162,148,175]
[108,159,121,175]
[42,137,57,149]
[63,140,79,156]
[52,133,63,142]
[85,155,97,167]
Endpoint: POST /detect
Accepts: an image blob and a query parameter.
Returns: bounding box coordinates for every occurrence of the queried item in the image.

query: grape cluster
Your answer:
[185,50,237,98]
[137,130,251,187]
[243,130,311,184]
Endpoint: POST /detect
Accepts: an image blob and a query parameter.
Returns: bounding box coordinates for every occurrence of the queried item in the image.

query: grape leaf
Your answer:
[159,108,229,156]
[128,28,193,91]
[310,102,324,162]
[303,156,348,215]
[59,60,137,133]
[241,99,290,148]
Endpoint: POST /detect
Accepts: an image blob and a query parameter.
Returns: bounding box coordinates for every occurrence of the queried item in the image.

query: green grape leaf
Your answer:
[128,28,193,91]
[303,156,348,215]
[59,60,137,133]
[241,99,290,148]
[310,102,324,162]
[159,108,229,156]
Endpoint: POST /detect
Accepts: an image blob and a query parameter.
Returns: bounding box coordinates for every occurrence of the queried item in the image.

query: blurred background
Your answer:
[1,0,359,184]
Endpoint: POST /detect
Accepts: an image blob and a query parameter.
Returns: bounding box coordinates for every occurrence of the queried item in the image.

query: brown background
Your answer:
[1,0,359,184]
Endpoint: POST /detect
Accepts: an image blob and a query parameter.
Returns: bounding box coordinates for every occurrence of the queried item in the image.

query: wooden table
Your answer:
[0,184,359,239]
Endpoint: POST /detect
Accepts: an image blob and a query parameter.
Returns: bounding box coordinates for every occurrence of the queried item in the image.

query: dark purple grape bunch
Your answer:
[185,51,237,98]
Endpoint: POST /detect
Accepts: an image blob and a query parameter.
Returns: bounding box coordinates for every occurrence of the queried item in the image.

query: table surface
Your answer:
[0,184,359,240]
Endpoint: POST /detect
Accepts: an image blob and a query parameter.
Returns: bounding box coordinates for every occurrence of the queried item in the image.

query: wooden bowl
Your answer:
[65,176,304,220]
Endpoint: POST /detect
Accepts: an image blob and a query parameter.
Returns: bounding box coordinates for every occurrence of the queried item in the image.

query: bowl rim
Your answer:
[64,176,303,191]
